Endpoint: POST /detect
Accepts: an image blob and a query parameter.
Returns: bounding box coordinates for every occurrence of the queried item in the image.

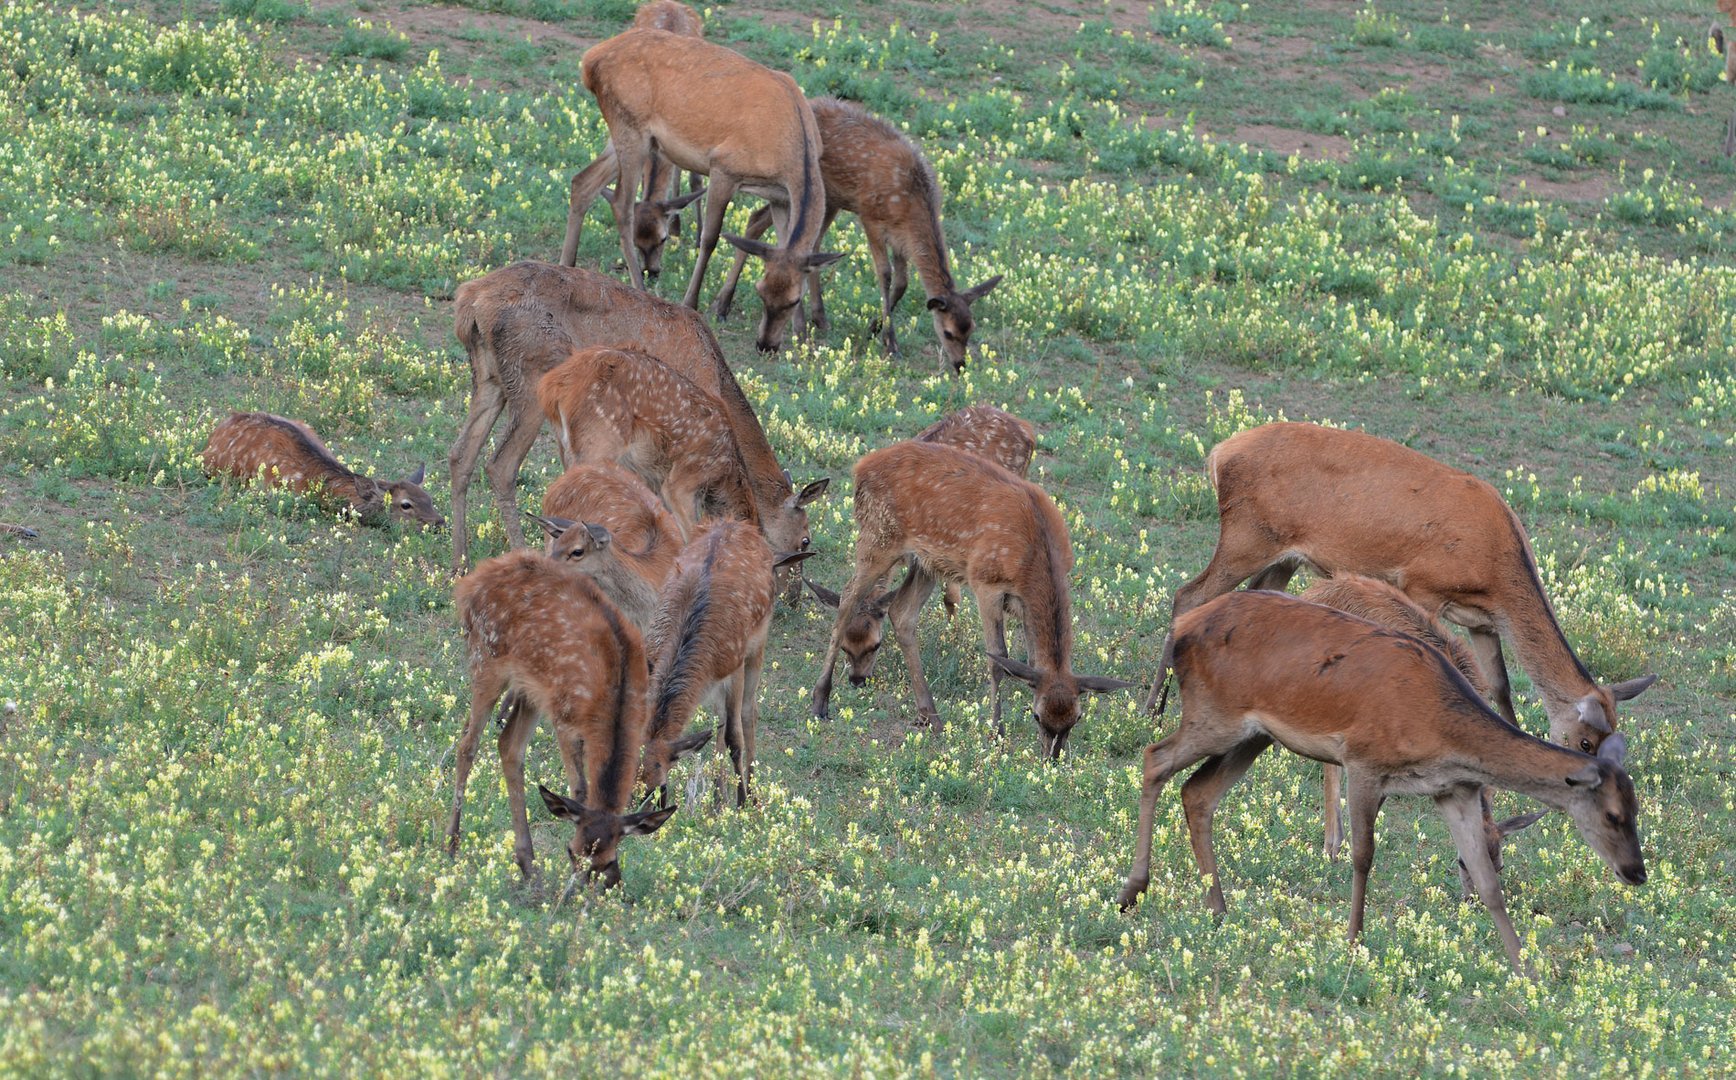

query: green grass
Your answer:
[1,0,1733,1073]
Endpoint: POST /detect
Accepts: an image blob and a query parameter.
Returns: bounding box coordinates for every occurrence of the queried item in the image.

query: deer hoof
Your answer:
[1116,878,1148,912]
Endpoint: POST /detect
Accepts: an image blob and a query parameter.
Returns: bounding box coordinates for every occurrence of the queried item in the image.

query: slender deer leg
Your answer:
[886,249,910,317]
[885,566,941,726]
[722,670,748,807]
[1323,763,1344,859]
[977,587,1010,736]
[1344,771,1386,947]
[1465,627,1518,726]
[608,136,653,290]
[497,695,538,878]
[448,670,507,854]
[684,172,740,310]
[483,402,548,553]
[561,147,620,267]
[739,645,767,805]
[805,207,841,334]
[1180,735,1273,913]
[862,222,896,351]
[448,375,505,571]
[1437,785,1531,974]
[1117,716,1245,910]
[714,204,774,320]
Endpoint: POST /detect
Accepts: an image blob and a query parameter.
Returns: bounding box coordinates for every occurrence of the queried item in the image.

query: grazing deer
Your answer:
[579,28,844,349]
[1117,589,1646,974]
[535,346,759,542]
[559,143,705,283]
[809,441,1133,756]
[203,411,443,528]
[809,404,1037,619]
[1301,575,1546,891]
[714,97,1003,371]
[449,549,674,887]
[449,261,828,580]
[1146,422,1658,753]
[537,462,681,627]
[639,520,815,807]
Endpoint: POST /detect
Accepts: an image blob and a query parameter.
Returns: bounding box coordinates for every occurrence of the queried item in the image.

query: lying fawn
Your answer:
[1117,589,1646,974]
[640,519,814,806]
[535,346,758,541]
[449,549,673,887]
[810,440,1132,757]
[1149,422,1657,752]
[1301,575,1546,891]
[715,96,1002,370]
[203,411,442,528]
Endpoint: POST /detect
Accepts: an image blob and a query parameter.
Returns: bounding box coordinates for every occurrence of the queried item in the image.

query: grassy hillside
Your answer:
[2,0,1733,1072]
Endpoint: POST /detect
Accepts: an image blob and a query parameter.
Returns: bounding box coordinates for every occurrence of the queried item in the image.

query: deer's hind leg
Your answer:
[449,369,506,570]
[449,666,508,854]
[497,695,539,878]
[1180,735,1273,914]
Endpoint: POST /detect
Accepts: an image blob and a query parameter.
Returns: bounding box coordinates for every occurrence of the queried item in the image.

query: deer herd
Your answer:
[193,1,1661,975]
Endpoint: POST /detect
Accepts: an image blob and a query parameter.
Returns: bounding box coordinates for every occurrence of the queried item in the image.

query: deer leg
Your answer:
[483,402,546,553]
[1344,771,1386,948]
[739,647,767,806]
[448,669,507,855]
[1465,627,1518,725]
[606,135,653,290]
[496,695,538,878]
[1116,714,1247,910]
[1180,735,1273,914]
[1437,784,1530,975]
[1245,559,1298,593]
[714,203,774,321]
[720,670,749,807]
[448,374,505,571]
[886,565,942,727]
[862,223,897,352]
[806,207,841,334]
[1145,536,1288,712]
[684,172,739,310]
[977,588,1011,737]
[1323,763,1344,859]
[561,146,620,267]
[887,250,911,317]
[811,548,906,719]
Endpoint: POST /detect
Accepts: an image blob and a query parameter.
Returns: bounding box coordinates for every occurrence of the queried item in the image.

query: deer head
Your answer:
[986,653,1136,759]
[722,234,845,352]
[1552,674,1658,754]
[608,185,706,281]
[360,464,444,529]
[926,275,1003,371]
[807,578,902,687]
[764,474,828,602]
[1557,734,1647,887]
[538,784,676,889]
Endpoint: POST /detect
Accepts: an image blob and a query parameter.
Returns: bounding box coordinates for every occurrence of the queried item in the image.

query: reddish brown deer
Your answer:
[579,28,844,349]
[449,261,828,579]
[449,548,674,887]
[1146,422,1657,752]
[714,97,1003,370]
[535,345,759,542]
[203,411,443,528]
[639,519,815,807]
[1301,575,1546,890]
[809,440,1133,757]
[537,462,681,628]
[1117,589,1646,974]
[809,404,1036,618]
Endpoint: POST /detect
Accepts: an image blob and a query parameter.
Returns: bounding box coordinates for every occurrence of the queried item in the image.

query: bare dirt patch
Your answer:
[1197,122,1353,162]
[1509,173,1616,204]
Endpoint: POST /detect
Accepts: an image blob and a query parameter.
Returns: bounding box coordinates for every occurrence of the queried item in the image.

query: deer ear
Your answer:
[535,514,577,539]
[1608,674,1658,702]
[723,233,776,259]
[1575,695,1614,735]
[781,468,793,486]
[1076,674,1138,695]
[987,652,1043,687]
[961,274,1004,303]
[401,463,426,486]
[622,805,678,836]
[926,296,947,312]
[802,250,847,270]
[672,728,713,760]
[1496,809,1548,837]
[804,578,841,609]
[1597,732,1629,768]
[772,549,817,571]
[584,522,612,547]
[658,187,705,212]
[538,783,586,820]
[1565,762,1605,788]
[794,477,829,506]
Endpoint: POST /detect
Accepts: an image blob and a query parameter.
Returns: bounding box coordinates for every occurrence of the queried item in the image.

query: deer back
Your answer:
[630,0,703,36]
[914,405,1037,478]
[1300,575,1491,701]
[544,462,681,576]
[456,550,650,817]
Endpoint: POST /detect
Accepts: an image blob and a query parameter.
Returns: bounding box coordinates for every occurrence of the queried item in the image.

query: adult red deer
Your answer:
[1301,575,1546,889]
[448,548,674,887]
[1116,590,1646,975]
[714,97,1003,371]
[639,520,814,807]
[203,411,443,528]
[535,345,759,542]
[579,27,844,349]
[1146,422,1657,753]
[809,440,1133,757]
[449,261,828,582]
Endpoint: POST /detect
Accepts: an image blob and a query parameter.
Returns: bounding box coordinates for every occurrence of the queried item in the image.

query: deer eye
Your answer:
[567,548,585,560]
[1605,812,1621,827]
[1580,738,1593,752]
[800,536,811,550]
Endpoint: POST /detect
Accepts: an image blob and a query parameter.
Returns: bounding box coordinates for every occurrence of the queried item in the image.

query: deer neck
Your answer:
[1461,722,1593,813]
[1495,561,1597,710]
[778,104,830,258]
